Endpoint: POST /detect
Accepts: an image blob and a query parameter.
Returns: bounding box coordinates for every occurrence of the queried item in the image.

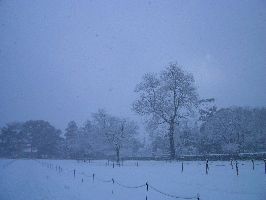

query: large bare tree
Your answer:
[133,63,199,159]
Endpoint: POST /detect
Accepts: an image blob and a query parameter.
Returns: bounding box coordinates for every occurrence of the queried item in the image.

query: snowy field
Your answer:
[0,159,265,200]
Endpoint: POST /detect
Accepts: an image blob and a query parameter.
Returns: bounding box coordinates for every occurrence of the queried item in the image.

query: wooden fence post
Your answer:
[236,161,239,176]
[145,182,149,200]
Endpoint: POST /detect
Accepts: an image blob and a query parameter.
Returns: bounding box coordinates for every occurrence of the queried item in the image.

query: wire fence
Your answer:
[115,181,146,189]
[149,184,199,200]
[33,159,266,200]
[34,159,201,200]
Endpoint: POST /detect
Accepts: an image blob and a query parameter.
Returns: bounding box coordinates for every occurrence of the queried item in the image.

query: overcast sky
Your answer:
[0,0,266,129]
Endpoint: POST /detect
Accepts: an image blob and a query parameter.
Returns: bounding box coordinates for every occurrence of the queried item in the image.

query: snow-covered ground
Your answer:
[0,159,265,200]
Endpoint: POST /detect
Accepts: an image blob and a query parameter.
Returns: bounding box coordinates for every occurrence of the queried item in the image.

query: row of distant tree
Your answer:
[150,107,266,156]
[1,63,265,160]
[0,110,142,162]
[1,106,265,160]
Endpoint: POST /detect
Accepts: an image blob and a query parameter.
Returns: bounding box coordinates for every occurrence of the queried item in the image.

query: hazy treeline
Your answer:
[150,107,266,156]
[0,108,265,160]
[1,64,265,160]
[0,110,143,161]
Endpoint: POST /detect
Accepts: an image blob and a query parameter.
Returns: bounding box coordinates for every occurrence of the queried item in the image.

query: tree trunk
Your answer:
[116,148,120,164]
[169,122,176,159]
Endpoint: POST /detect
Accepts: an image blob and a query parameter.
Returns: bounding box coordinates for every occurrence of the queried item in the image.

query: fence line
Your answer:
[34,159,201,199]
[34,159,263,200]
[33,158,266,200]
[115,180,146,189]
[149,184,199,200]
[37,159,266,169]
